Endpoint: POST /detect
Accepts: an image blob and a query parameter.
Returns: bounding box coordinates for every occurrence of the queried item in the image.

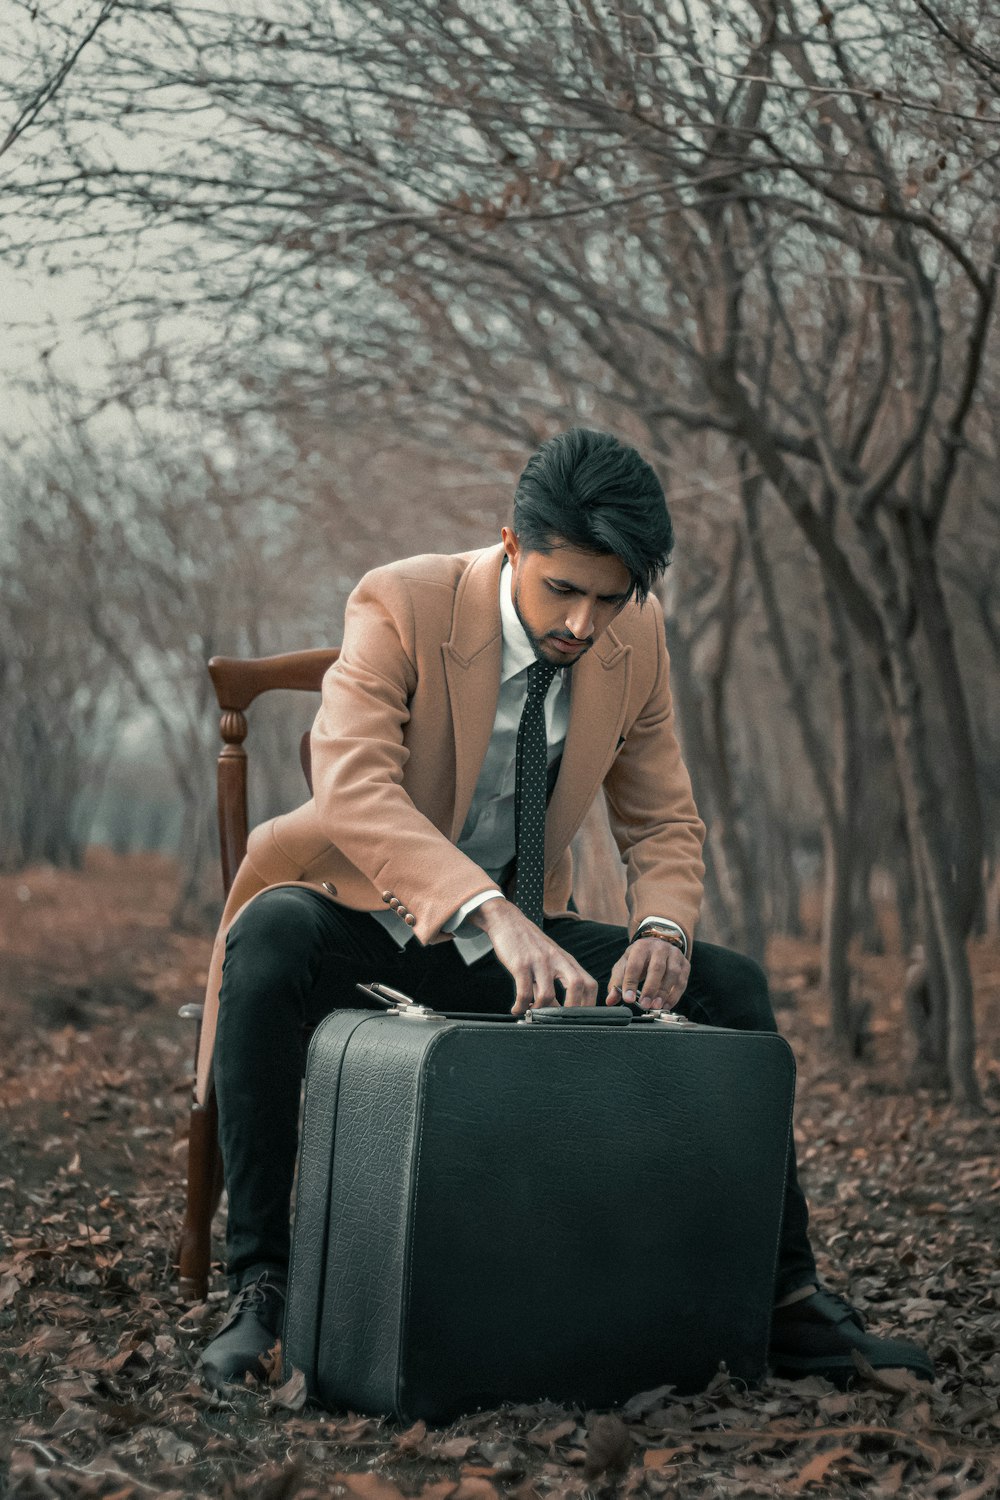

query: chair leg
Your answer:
[176,1085,225,1302]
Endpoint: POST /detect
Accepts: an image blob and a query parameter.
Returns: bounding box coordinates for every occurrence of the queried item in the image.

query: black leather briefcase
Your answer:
[283,991,795,1422]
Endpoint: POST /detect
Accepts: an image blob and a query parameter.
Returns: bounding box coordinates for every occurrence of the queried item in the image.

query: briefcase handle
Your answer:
[356,982,695,1027]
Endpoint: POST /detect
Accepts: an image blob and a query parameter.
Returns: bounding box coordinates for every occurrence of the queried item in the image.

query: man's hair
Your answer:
[512,428,673,603]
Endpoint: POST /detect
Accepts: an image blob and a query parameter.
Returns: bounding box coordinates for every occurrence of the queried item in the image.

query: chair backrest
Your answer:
[208,649,340,897]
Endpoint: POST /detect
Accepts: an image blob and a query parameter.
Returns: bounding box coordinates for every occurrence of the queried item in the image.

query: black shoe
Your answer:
[770,1288,934,1387]
[197,1271,286,1391]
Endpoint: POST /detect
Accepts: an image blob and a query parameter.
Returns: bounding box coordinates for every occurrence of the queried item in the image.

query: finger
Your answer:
[619,949,650,1004]
[529,957,559,1010]
[643,969,672,1011]
[637,952,672,1009]
[605,955,627,1004]
[641,946,670,996]
[561,964,597,1007]
[510,965,535,1016]
[561,968,588,1007]
[656,958,690,1011]
[665,952,691,997]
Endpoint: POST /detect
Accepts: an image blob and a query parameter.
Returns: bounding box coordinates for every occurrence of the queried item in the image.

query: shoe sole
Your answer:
[771,1352,935,1388]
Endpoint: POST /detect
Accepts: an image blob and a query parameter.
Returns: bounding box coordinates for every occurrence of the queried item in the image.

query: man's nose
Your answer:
[565,600,595,640]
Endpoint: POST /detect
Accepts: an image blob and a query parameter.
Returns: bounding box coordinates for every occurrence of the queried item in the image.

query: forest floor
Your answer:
[1,850,998,1500]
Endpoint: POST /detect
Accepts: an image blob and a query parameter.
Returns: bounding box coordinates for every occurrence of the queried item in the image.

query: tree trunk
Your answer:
[703,534,766,966]
[820,820,854,1050]
[821,576,862,1047]
[901,511,984,933]
[666,631,736,950]
[171,783,215,931]
[902,852,948,1090]
[742,477,856,1041]
[721,377,981,1104]
[984,859,1000,943]
[664,578,766,964]
[873,593,983,1109]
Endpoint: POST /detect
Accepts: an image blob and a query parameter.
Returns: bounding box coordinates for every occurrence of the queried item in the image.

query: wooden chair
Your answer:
[175,647,339,1301]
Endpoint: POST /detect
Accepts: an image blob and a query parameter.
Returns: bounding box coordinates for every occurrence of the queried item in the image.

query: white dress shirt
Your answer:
[369,558,687,966]
[371,559,569,963]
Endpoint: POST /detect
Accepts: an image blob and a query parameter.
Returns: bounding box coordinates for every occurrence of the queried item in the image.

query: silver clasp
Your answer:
[357,981,447,1021]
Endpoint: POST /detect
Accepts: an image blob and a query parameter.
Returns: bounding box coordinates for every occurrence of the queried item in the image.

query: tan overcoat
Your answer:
[195,543,705,1100]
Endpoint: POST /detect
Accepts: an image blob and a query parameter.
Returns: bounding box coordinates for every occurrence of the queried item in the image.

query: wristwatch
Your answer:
[635,922,686,952]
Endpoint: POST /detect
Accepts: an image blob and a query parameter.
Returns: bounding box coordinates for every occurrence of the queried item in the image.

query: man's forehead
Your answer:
[533,541,632,596]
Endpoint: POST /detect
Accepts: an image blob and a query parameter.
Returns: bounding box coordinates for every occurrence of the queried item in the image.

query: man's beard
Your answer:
[512,578,592,666]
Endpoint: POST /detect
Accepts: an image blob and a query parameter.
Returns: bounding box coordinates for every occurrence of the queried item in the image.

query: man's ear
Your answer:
[501,526,520,568]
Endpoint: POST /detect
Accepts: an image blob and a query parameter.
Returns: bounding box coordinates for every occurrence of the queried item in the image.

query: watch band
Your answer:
[635,922,686,952]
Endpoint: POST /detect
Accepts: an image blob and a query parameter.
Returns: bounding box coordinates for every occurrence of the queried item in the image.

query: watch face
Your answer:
[644,928,683,947]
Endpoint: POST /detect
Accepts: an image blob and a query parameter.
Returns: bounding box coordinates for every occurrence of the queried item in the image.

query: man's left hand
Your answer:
[605,937,690,1011]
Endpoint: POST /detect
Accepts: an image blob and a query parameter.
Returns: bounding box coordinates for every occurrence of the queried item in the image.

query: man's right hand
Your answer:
[467,898,599,1014]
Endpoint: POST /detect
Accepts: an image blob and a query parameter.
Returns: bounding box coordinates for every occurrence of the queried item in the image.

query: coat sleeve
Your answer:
[601,599,706,949]
[308,567,497,944]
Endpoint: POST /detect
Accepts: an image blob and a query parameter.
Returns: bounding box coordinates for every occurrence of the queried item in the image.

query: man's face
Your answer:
[501,527,633,668]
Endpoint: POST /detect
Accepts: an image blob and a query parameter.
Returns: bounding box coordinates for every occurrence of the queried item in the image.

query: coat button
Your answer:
[322,881,338,896]
[381,891,394,903]
[404,914,416,927]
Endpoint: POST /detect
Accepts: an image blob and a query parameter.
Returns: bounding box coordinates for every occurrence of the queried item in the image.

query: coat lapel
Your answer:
[443,546,504,840]
[545,630,632,867]
[442,544,633,863]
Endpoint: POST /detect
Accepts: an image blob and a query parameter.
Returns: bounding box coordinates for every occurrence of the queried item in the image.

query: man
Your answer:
[198,428,933,1392]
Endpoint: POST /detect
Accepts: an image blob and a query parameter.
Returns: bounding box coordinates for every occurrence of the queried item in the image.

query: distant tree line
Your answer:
[2,0,998,1104]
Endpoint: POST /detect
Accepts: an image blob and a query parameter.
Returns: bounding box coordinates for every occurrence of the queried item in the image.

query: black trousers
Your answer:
[215,887,819,1300]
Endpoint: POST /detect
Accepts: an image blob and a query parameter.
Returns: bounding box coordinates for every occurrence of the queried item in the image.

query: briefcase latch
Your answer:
[356,981,447,1021]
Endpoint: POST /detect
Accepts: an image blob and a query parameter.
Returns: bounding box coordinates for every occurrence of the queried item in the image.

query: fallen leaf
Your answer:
[176,1302,212,1327]
[270,1366,308,1411]
[393,1419,428,1452]
[875,1459,910,1495]
[851,1350,933,1395]
[50,1401,101,1436]
[261,1338,284,1385]
[527,1419,576,1448]
[151,1427,197,1464]
[622,1383,675,1419]
[106,1345,150,1376]
[337,1474,406,1500]
[0,1273,22,1308]
[46,1376,95,1409]
[474,1442,525,1476]
[337,1415,379,1442]
[953,1470,1000,1500]
[451,1480,499,1500]
[642,1447,690,1470]
[816,1392,855,1416]
[416,1482,457,1500]
[236,1462,304,1500]
[791,1446,856,1488]
[428,1436,479,1461]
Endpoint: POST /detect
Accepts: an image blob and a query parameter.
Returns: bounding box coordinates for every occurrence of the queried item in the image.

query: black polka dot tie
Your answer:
[513,659,559,926]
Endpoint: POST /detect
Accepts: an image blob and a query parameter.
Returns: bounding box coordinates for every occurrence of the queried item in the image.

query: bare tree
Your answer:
[3,0,997,1100]
[0,474,117,869]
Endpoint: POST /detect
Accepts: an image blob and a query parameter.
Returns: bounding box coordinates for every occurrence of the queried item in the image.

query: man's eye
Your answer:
[546,583,571,595]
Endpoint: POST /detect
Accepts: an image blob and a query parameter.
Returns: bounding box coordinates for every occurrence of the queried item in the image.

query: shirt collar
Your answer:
[500,558,543,683]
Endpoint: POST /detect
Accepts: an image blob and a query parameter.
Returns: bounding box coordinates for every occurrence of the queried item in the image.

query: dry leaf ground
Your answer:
[1,852,998,1499]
